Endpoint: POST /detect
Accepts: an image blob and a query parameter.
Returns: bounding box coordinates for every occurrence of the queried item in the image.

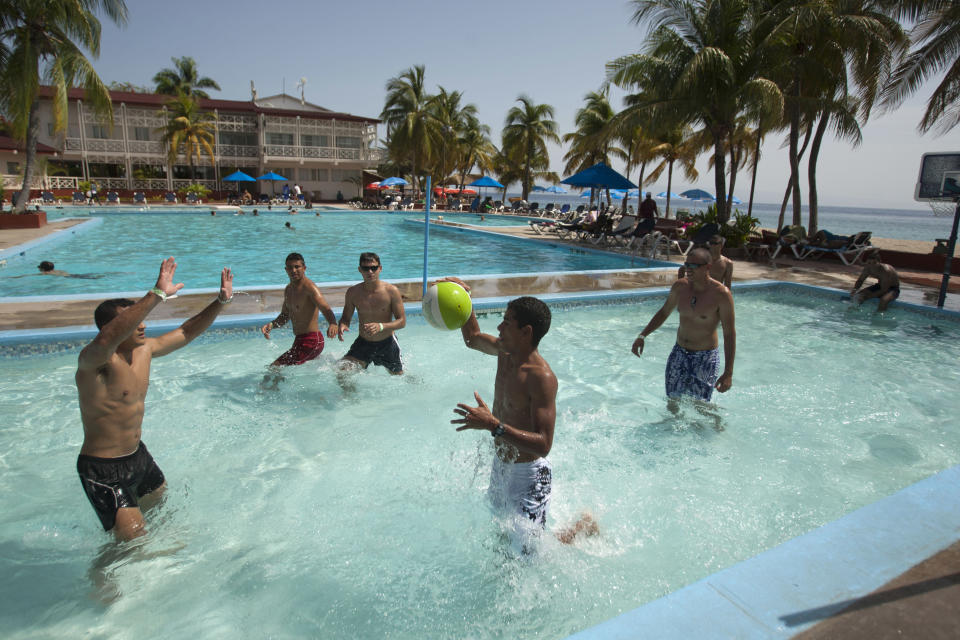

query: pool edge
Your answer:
[565,464,960,639]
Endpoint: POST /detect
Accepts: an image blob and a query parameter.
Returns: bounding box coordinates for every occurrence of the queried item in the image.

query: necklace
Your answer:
[690,296,697,309]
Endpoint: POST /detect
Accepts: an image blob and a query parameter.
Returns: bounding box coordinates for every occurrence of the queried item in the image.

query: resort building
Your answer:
[0,87,383,200]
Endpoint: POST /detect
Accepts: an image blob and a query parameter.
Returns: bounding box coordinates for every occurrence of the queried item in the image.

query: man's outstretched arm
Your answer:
[78,257,183,370]
[151,267,233,357]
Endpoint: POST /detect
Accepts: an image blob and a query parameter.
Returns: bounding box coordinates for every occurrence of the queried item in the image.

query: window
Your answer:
[331,169,360,182]
[335,136,362,149]
[7,162,20,174]
[90,125,109,139]
[301,134,328,147]
[219,131,257,146]
[301,168,327,181]
[47,123,56,137]
[267,132,294,146]
[133,127,151,141]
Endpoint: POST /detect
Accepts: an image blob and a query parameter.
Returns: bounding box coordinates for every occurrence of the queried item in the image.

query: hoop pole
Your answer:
[422,176,431,299]
[936,199,960,308]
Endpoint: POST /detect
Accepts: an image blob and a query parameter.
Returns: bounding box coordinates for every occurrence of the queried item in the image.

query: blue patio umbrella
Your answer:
[223,170,255,183]
[730,195,742,205]
[531,186,548,192]
[680,188,714,201]
[545,185,567,194]
[380,176,409,187]
[561,163,637,190]
[467,176,505,204]
[257,170,288,197]
[222,170,255,199]
[656,191,681,199]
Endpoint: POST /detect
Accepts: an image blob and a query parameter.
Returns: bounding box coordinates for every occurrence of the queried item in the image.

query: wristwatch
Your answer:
[492,422,506,438]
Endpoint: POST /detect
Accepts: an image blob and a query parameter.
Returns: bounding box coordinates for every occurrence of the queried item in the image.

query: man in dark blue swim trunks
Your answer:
[76,257,233,540]
[851,250,901,312]
[631,248,736,406]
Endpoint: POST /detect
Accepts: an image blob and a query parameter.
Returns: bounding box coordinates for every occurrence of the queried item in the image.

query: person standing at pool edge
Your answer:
[75,258,233,540]
[261,252,339,367]
[445,279,597,549]
[336,252,406,374]
[632,247,736,404]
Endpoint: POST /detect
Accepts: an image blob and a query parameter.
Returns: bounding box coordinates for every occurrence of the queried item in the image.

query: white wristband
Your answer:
[378,322,384,333]
[218,294,233,304]
[150,287,167,302]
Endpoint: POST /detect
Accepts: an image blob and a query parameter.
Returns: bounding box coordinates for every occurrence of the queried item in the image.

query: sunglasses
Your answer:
[682,261,708,270]
[360,264,380,272]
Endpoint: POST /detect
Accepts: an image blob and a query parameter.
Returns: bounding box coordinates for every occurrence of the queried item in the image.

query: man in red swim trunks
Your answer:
[261,253,338,374]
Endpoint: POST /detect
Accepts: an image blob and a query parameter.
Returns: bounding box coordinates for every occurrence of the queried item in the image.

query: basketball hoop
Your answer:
[929,200,958,217]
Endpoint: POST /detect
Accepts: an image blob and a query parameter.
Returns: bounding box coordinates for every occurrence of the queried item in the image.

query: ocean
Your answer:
[505,192,955,242]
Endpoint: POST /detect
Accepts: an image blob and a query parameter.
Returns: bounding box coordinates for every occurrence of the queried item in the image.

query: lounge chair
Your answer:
[185,192,201,204]
[164,192,178,204]
[72,191,86,204]
[623,217,658,252]
[797,231,873,265]
[577,211,615,243]
[541,203,556,218]
[511,201,527,214]
[41,191,58,205]
[527,202,540,215]
[769,225,807,260]
[258,193,271,204]
[133,191,146,204]
[106,191,119,204]
[594,215,637,245]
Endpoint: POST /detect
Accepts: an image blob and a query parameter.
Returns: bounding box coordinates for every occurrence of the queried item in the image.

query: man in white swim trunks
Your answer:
[446,279,596,549]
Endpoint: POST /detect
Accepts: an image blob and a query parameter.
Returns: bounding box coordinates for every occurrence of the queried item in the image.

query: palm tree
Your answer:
[0,0,127,213]
[608,0,782,222]
[381,65,438,192]
[428,87,480,188]
[454,122,496,191]
[645,125,699,217]
[562,89,625,206]
[158,95,216,183]
[502,95,561,201]
[884,0,960,134]
[153,56,220,99]
[764,0,906,228]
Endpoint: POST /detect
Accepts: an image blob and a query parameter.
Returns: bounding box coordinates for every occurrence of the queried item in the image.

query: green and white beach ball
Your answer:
[422,282,472,330]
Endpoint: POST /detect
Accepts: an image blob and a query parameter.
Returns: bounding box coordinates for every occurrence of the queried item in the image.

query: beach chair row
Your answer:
[745,228,873,265]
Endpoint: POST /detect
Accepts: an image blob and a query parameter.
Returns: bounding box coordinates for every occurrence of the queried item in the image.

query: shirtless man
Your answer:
[336,252,406,374]
[261,252,338,367]
[75,257,233,540]
[447,281,595,548]
[677,235,732,288]
[851,250,900,311]
[633,248,736,404]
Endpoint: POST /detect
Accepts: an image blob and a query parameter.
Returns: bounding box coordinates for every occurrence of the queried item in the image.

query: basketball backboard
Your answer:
[915,152,960,201]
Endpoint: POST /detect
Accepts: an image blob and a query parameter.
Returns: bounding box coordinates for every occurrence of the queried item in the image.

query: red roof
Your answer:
[36,87,380,124]
[0,135,58,154]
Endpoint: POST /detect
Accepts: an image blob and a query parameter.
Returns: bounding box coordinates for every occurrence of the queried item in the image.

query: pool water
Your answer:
[1,210,660,298]
[1,288,958,638]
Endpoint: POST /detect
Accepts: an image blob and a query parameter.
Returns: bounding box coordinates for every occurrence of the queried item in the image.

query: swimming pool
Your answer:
[0,209,663,298]
[1,285,957,638]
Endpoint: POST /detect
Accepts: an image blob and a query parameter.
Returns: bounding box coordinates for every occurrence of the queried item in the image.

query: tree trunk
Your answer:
[13,100,42,213]
[728,144,739,214]
[807,112,829,236]
[636,160,647,213]
[788,99,803,227]
[666,160,674,218]
[713,135,729,223]
[748,133,762,219]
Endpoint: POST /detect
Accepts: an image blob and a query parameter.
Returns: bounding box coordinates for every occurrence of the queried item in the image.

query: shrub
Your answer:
[183,184,211,199]
[676,204,759,248]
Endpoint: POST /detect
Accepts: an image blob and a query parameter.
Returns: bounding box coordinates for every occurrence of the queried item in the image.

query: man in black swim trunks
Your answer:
[75,257,233,540]
[336,252,406,375]
[851,250,900,312]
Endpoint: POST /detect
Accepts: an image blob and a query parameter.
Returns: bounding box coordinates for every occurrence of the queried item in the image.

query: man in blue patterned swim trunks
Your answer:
[631,248,736,406]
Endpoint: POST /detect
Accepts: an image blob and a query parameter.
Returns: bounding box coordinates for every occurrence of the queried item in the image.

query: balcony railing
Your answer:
[127,140,163,154]
[216,144,259,158]
[132,178,170,190]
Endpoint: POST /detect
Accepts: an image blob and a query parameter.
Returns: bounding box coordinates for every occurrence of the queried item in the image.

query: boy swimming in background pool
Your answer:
[851,250,900,312]
[75,258,233,540]
[335,252,406,375]
[261,252,339,374]
[444,279,597,551]
[632,247,736,408]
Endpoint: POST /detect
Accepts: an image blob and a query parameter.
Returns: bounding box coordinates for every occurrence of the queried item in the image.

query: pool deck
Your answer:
[2,218,960,639]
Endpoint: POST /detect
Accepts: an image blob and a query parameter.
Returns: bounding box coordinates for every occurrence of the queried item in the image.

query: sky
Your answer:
[88,0,958,211]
